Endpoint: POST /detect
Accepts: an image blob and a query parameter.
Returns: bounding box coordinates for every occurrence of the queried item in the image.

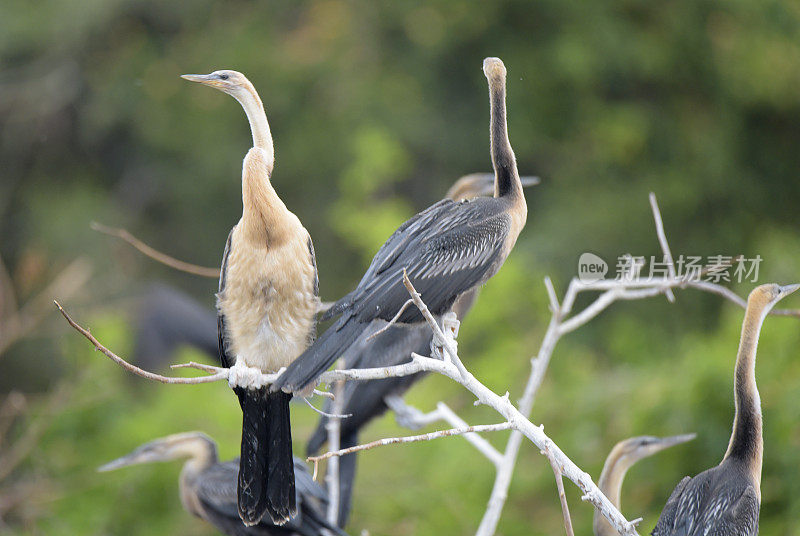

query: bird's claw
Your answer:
[228,361,266,389]
[431,312,460,360]
[442,311,460,338]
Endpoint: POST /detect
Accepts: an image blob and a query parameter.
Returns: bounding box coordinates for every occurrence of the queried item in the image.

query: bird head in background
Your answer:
[181,70,254,99]
[97,431,215,471]
[612,434,696,467]
[748,283,800,319]
[446,173,540,201]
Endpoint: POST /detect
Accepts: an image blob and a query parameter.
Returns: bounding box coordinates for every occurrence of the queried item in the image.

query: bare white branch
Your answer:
[325,360,346,524]
[543,443,575,536]
[385,395,504,467]
[308,422,514,464]
[649,192,676,303]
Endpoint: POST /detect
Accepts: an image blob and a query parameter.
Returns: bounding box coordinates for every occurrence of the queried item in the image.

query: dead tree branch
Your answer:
[90,222,220,278]
[544,444,575,536]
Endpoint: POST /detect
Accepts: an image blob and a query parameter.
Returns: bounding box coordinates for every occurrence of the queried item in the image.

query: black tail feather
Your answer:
[236,387,269,526]
[266,391,296,523]
[273,319,363,392]
[236,388,296,526]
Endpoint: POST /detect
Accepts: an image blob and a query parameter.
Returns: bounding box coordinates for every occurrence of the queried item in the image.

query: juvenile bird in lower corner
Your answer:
[593,434,695,536]
[99,432,347,536]
[652,283,799,536]
[182,70,319,526]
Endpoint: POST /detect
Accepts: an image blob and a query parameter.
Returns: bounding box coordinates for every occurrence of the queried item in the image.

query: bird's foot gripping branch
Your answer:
[57,193,800,536]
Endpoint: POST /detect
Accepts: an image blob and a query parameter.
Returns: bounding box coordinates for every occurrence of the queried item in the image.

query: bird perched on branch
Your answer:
[593,434,695,536]
[652,283,799,536]
[99,432,347,536]
[272,56,528,394]
[182,70,319,526]
[305,172,539,527]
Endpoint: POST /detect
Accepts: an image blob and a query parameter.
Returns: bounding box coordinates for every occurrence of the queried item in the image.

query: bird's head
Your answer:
[748,283,800,316]
[446,173,540,201]
[98,432,216,472]
[483,57,507,84]
[612,433,696,466]
[181,70,254,99]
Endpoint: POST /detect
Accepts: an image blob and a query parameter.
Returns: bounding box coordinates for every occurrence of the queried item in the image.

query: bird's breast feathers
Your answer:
[218,226,318,372]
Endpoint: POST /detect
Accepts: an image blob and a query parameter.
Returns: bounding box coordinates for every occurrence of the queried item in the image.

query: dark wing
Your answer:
[196,460,347,536]
[653,476,692,535]
[654,465,760,536]
[699,485,759,536]
[667,471,713,536]
[197,461,240,519]
[307,237,319,298]
[275,198,510,392]
[196,461,274,536]
[320,199,450,321]
[217,230,235,369]
[346,197,510,323]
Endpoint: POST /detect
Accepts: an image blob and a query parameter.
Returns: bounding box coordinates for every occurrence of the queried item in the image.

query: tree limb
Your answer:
[90,222,220,278]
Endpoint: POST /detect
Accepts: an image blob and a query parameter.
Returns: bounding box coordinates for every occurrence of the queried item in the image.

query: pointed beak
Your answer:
[520,176,541,187]
[97,444,166,472]
[779,283,800,297]
[653,433,696,452]
[97,453,141,472]
[181,73,220,87]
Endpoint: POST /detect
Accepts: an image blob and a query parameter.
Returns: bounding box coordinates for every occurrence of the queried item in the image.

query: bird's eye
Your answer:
[219,74,229,80]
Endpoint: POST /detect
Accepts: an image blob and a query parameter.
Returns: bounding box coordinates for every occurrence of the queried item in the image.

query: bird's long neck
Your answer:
[723,302,765,481]
[234,85,274,173]
[232,84,294,246]
[593,450,632,536]
[240,147,293,246]
[488,73,522,200]
[178,438,218,517]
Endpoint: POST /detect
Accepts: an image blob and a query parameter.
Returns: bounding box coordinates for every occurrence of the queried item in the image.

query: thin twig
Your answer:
[648,192,676,303]
[90,222,220,278]
[55,301,228,384]
[365,299,415,341]
[385,396,504,467]
[309,422,514,464]
[302,397,351,419]
[544,445,575,536]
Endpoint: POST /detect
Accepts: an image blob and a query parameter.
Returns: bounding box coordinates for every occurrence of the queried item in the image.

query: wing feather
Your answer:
[217,230,235,369]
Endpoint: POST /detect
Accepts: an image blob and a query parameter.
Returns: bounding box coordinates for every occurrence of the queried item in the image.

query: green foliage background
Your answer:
[1,1,799,534]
